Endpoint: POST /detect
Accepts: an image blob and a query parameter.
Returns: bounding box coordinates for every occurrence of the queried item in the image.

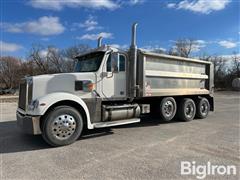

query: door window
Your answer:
[106,53,126,72]
[119,55,126,72]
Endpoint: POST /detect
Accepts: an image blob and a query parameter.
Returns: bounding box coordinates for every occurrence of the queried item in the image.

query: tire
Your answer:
[159,97,177,121]
[42,106,83,147]
[195,98,210,119]
[178,98,196,122]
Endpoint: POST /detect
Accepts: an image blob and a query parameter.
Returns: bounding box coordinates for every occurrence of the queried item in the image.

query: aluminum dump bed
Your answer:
[137,50,214,97]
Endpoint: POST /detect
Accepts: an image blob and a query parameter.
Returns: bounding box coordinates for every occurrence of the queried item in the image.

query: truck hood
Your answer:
[31,72,96,99]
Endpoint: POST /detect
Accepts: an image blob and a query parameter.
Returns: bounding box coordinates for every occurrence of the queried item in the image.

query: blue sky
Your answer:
[0,0,239,58]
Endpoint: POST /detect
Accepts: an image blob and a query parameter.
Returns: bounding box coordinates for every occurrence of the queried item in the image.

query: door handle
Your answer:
[101,72,113,78]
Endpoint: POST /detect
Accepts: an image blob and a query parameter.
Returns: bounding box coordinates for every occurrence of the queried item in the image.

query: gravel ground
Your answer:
[0,91,239,180]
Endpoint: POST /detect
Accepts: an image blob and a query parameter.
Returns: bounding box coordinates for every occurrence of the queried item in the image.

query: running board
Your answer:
[93,118,140,128]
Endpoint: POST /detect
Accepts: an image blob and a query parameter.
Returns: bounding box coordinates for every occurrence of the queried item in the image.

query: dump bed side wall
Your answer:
[137,51,213,97]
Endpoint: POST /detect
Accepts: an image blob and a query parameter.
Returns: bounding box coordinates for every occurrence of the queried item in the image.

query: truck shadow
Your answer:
[0,121,49,154]
[0,121,113,154]
[113,115,184,129]
[0,116,182,154]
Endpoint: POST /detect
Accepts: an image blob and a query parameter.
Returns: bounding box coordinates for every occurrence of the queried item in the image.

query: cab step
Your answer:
[93,118,140,128]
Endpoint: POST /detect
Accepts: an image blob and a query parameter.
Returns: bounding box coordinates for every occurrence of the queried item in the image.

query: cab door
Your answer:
[101,53,127,98]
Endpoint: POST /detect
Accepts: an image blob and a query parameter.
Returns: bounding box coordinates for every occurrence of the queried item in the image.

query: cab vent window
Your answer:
[107,54,111,72]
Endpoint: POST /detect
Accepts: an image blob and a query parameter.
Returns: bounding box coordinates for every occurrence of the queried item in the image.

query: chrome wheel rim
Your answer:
[201,102,208,115]
[186,103,194,118]
[163,100,174,117]
[51,114,76,140]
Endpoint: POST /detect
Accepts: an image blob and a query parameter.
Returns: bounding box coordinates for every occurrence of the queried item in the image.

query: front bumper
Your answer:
[16,111,41,135]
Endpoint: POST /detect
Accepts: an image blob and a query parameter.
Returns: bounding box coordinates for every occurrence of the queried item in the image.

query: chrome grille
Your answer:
[18,81,27,110]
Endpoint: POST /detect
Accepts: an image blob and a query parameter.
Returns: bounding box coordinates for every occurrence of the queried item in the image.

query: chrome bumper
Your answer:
[16,111,41,135]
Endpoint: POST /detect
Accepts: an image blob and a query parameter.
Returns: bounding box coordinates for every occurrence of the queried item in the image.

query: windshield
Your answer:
[74,52,105,72]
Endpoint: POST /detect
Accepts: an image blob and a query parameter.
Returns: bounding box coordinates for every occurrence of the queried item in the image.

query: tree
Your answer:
[61,44,91,72]
[152,48,166,54]
[169,39,199,58]
[28,44,50,74]
[0,44,91,92]
[19,59,36,76]
[47,47,63,73]
[230,52,240,77]
[62,44,91,59]
[0,56,21,89]
[210,56,228,88]
[28,44,91,74]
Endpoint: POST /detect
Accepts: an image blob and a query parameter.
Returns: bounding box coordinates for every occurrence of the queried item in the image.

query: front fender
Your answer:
[29,92,93,129]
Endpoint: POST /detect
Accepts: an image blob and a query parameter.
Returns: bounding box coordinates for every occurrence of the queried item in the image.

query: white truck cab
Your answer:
[17,23,214,146]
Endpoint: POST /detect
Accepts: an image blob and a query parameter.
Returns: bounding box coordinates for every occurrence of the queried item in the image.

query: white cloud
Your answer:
[73,16,102,31]
[167,0,231,14]
[0,16,65,36]
[110,44,129,49]
[195,40,206,44]
[29,0,119,11]
[128,0,145,5]
[167,3,176,8]
[141,45,166,52]
[218,40,237,48]
[40,37,50,41]
[192,39,206,52]
[191,45,203,52]
[78,32,113,40]
[39,47,59,58]
[219,54,240,59]
[0,41,23,52]
[39,49,48,58]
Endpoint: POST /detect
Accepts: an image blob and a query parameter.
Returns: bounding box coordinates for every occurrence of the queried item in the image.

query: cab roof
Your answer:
[74,45,128,59]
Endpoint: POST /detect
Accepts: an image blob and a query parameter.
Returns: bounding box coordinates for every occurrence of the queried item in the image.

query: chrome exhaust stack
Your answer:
[129,23,138,98]
[97,36,103,47]
[131,23,138,48]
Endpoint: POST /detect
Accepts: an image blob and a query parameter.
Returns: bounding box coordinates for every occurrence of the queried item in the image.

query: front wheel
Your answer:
[42,106,83,146]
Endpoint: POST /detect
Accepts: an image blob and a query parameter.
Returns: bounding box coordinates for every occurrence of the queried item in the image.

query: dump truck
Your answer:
[17,23,214,146]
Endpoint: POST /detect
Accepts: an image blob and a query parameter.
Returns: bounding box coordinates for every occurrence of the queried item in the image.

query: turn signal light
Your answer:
[87,83,95,91]
[81,80,95,92]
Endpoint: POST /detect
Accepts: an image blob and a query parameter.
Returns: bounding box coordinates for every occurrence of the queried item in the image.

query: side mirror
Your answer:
[111,52,119,73]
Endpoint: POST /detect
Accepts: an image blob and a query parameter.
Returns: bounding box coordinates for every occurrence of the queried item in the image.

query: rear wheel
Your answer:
[159,97,177,122]
[196,98,210,119]
[42,106,83,146]
[178,98,196,122]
